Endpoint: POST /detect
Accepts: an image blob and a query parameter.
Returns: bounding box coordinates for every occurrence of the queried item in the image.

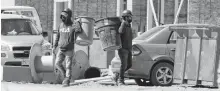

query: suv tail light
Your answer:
[132,45,142,56]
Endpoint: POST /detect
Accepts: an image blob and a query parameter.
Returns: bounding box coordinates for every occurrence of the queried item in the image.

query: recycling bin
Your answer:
[171,24,220,87]
[95,17,122,51]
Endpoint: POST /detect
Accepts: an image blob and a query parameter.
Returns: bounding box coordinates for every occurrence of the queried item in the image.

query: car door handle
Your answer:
[170,48,176,51]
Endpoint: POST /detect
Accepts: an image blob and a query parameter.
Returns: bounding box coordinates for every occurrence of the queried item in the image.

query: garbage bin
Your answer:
[75,16,95,46]
[95,17,122,51]
[171,24,220,87]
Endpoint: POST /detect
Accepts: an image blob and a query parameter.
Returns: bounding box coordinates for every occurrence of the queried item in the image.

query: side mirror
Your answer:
[42,32,48,37]
[169,39,176,44]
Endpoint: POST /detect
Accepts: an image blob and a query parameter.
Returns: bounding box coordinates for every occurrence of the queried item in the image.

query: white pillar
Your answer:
[53,2,58,30]
[117,0,124,16]
[146,0,153,30]
[68,0,74,20]
[174,0,179,24]
[187,0,190,23]
[53,2,64,30]
[160,0,165,24]
[127,0,133,12]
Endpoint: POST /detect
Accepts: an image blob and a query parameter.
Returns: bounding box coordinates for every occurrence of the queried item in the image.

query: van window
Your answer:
[1,19,39,35]
[20,11,33,17]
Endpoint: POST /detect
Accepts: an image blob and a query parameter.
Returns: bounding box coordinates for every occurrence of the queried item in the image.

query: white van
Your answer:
[1,14,51,66]
[1,6,43,33]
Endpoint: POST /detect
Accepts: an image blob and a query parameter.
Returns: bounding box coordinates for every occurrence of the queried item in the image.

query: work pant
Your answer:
[55,48,75,80]
[118,48,132,81]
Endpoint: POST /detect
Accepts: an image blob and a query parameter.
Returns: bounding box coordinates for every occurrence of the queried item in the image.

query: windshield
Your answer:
[1,10,34,17]
[134,26,165,40]
[1,19,39,35]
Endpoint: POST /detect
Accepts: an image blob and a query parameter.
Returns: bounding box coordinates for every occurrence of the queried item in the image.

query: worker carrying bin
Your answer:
[171,24,220,87]
[95,17,122,51]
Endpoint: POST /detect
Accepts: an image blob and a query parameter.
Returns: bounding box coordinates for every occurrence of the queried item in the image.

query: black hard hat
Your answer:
[61,8,72,17]
[122,10,132,17]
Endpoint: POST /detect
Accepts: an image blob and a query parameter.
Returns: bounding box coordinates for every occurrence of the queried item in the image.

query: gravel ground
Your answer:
[1,81,220,91]
[1,66,220,91]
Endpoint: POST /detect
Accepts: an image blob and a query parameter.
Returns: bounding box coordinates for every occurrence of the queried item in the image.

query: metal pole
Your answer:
[149,0,159,26]
[174,0,185,24]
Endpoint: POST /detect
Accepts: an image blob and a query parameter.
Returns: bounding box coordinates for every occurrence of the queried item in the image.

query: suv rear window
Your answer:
[1,19,39,35]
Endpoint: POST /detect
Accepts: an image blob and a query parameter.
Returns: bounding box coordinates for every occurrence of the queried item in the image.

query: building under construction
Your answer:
[11,0,220,69]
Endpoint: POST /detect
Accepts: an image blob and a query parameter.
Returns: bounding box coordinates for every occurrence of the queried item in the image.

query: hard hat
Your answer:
[122,10,132,17]
[61,8,72,17]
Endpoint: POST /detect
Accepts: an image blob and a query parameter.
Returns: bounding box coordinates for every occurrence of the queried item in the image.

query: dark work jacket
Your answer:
[54,21,82,51]
[118,21,132,49]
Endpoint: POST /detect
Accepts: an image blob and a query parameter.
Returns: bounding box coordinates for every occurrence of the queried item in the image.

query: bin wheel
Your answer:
[29,43,43,83]
[54,68,64,84]
[150,62,173,86]
[134,78,152,86]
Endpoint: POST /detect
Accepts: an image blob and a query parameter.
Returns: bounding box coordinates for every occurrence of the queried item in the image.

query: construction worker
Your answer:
[117,10,133,85]
[53,8,82,87]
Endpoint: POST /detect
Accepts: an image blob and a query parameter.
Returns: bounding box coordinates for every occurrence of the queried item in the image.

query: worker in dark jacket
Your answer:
[117,10,133,85]
[53,8,82,87]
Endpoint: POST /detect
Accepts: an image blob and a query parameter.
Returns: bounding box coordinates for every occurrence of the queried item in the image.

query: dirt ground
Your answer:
[1,65,220,91]
[1,81,220,91]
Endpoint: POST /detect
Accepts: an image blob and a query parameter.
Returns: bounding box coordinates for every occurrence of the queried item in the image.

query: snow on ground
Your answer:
[1,81,219,91]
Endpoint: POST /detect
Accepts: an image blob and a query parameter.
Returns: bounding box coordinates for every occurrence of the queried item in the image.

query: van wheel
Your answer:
[150,62,173,86]
[134,78,151,86]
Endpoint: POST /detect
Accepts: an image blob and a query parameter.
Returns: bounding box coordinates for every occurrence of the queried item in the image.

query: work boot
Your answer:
[62,78,70,87]
[117,80,126,86]
[112,73,119,85]
[117,76,126,86]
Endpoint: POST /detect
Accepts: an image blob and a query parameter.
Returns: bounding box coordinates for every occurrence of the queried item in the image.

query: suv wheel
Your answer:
[134,78,152,86]
[150,62,173,86]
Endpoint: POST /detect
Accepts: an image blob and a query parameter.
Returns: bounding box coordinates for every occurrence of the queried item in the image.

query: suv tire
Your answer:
[150,62,173,86]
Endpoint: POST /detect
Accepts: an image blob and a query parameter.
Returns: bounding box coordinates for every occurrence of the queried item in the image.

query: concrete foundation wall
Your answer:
[15,0,54,32]
[14,0,220,33]
[188,0,220,26]
[74,0,117,20]
[130,0,188,32]
[15,0,117,32]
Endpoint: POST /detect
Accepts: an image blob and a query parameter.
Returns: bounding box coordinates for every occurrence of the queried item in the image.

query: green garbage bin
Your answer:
[171,24,220,87]
[95,17,122,51]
